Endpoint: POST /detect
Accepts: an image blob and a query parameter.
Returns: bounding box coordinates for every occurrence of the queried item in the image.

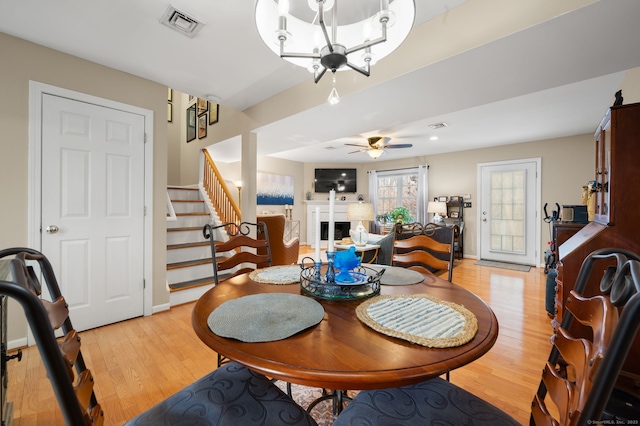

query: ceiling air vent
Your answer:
[428,122,448,129]
[160,6,204,38]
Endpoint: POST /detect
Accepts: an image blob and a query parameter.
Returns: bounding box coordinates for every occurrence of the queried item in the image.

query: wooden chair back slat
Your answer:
[75,369,95,409]
[392,249,450,272]
[393,223,456,282]
[531,393,558,426]
[540,363,573,425]
[60,329,81,365]
[41,296,69,330]
[203,222,273,286]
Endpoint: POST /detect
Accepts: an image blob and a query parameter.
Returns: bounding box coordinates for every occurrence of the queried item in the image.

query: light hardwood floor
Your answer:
[7,254,552,425]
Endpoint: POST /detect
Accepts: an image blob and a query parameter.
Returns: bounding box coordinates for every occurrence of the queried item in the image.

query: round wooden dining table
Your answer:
[191,269,499,391]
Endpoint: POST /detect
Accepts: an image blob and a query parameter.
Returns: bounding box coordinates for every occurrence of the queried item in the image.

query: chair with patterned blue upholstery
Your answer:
[0,247,316,426]
[334,248,640,426]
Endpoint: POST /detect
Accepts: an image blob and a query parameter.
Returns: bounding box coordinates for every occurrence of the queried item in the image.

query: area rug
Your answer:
[275,381,359,426]
[474,259,531,272]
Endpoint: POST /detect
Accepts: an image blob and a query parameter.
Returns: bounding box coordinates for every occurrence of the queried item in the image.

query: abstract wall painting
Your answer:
[257,172,294,205]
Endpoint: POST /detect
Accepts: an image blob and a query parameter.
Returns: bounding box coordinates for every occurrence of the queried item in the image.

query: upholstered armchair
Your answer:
[257,214,300,265]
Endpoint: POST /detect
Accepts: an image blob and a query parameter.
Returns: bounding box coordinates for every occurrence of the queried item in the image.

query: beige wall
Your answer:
[0,32,169,342]
[167,92,182,185]
[303,135,594,264]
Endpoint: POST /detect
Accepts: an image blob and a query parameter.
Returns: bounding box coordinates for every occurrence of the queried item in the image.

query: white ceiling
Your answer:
[2,0,639,164]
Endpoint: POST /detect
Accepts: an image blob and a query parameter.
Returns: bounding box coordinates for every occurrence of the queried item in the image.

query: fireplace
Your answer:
[321,221,351,241]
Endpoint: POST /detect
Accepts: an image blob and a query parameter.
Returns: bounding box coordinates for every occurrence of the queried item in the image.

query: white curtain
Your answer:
[368,170,378,216]
[416,164,429,224]
[368,170,378,233]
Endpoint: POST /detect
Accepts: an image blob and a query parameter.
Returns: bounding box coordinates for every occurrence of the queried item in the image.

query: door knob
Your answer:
[482,218,487,222]
[46,225,59,234]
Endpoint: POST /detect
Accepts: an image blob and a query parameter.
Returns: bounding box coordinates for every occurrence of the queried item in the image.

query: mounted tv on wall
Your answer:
[314,168,357,193]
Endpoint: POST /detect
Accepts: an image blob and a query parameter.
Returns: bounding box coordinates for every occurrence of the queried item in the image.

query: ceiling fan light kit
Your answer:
[255,0,415,104]
[347,135,413,159]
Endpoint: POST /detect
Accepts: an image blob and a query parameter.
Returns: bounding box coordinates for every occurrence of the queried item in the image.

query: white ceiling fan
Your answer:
[345,136,414,159]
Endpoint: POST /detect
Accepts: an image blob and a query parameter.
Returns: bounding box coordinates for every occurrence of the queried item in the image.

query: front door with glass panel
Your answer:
[478,159,540,266]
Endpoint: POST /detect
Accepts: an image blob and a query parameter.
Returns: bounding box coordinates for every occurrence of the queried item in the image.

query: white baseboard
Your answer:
[169,284,215,307]
[8,337,28,351]
[152,303,171,314]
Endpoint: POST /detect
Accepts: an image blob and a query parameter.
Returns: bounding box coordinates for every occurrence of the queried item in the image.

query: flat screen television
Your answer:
[314,168,357,193]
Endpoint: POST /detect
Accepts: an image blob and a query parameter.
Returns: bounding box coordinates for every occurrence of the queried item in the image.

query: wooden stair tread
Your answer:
[171,199,204,203]
[167,258,213,270]
[167,227,203,233]
[168,273,232,292]
[167,242,209,250]
[175,212,209,216]
[168,186,198,191]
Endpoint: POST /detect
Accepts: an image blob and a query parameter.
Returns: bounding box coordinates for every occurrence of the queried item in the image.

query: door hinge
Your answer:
[144,133,147,143]
[143,279,146,289]
[144,206,147,216]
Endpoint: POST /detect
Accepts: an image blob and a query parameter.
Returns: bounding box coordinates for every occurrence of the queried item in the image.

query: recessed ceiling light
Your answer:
[430,136,439,141]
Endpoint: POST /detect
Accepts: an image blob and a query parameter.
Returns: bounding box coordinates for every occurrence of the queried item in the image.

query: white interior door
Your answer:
[478,159,540,266]
[40,94,145,331]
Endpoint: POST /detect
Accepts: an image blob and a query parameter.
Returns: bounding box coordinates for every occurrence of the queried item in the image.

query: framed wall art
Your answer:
[209,103,219,125]
[197,98,208,116]
[186,104,196,142]
[198,114,207,139]
[256,172,294,205]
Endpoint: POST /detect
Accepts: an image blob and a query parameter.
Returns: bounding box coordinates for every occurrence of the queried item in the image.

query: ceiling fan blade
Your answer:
[344,143,368,148]
[348,149,366,154]
[384,144,413,149]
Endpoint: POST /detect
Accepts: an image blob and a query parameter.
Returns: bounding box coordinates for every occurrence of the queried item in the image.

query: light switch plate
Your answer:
[463,202,472,208]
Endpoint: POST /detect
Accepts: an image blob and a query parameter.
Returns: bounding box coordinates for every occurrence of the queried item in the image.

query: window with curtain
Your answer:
[376,169,419,219]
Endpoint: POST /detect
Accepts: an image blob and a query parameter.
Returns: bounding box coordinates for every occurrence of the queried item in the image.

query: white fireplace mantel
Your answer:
[305,200,357,248]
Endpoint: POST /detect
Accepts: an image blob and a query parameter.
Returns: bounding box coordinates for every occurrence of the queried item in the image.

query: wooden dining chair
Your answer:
[0,248,317,426]
[392,222,456,282]
[203,221,274,367]
[0,247,103,425]
[334,247,640,426]
[203,221,272,285]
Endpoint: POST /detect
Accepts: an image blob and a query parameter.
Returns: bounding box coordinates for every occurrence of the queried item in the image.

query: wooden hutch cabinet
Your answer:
[555,102,640,384]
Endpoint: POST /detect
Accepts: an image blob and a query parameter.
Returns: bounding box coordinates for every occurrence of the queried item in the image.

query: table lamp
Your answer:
[347,203,374,246]
[427,201,447,223]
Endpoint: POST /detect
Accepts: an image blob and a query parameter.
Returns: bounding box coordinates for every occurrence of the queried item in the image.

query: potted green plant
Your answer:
[388,207,414,224]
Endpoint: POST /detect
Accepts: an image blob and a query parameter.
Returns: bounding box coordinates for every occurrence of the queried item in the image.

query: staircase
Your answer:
[166,186,218,306]
[167,151,243,306]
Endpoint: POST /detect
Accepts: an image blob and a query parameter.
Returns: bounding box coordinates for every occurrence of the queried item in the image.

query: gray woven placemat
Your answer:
[367,265,425,285]
[356,294,478,348]
[249,265,301,284]
[208,293,325,342]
